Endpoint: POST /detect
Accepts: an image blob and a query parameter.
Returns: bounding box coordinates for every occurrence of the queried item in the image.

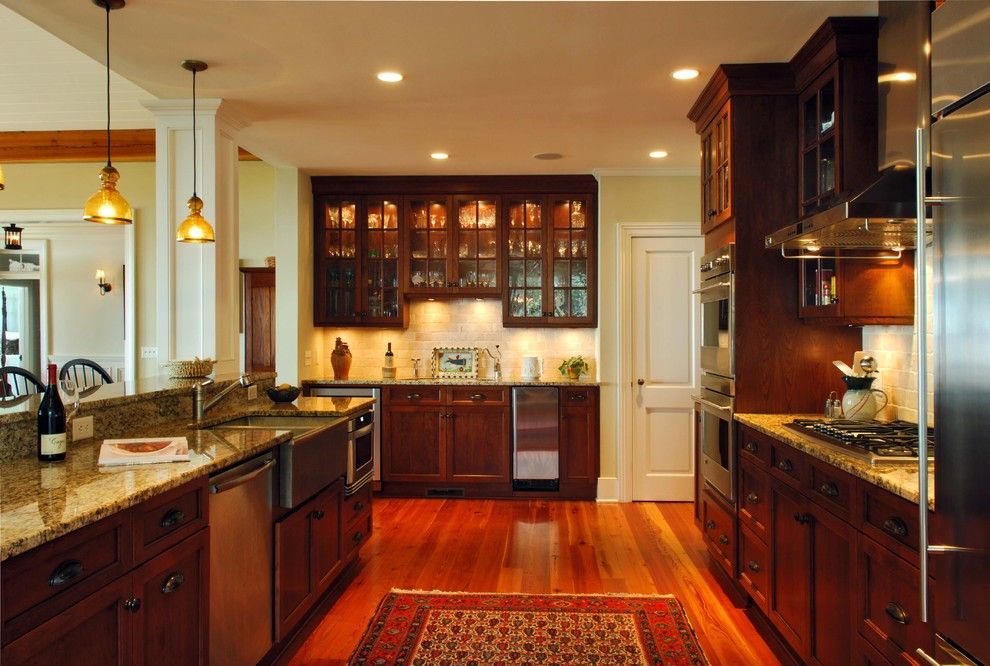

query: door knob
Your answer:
[637,379,645,386]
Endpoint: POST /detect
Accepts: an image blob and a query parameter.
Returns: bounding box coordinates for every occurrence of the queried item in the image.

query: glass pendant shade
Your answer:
[83,165,133,224]
[0,164,6,190]
[176,195,215,243]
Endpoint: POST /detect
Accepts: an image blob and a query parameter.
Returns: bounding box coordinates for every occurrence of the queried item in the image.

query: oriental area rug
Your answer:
[348,590,710,665]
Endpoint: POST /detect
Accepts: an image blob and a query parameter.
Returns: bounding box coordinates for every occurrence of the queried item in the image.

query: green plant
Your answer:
[558,356,589,376]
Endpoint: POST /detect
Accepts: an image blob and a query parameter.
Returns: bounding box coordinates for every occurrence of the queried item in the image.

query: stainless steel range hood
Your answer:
[764,166,930,256]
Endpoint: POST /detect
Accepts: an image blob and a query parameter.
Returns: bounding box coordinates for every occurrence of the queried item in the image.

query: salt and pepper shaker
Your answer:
[411,358,422,379]
[825,391,842,418]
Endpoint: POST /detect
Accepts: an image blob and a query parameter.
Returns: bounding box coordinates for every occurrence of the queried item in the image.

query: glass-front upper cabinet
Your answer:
[503,195,596,327]
[453,197,499,294]
[363,197,403,324]
[315,197,359,324]
[799,73,837,216]
[405,196,450,294]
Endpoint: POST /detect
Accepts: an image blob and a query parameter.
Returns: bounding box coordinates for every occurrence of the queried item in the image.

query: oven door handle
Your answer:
[693,395,733,418]
[691,281,731,294]
[351,422,374,440]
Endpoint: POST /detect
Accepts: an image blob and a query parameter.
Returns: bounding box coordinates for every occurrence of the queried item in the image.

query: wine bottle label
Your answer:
[40,433,67,456]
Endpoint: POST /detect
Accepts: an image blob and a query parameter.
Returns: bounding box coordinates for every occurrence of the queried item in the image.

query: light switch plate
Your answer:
[304,350,313,367]
[247,385,258,400]
[140,347,159,359]
[72,416,94,441]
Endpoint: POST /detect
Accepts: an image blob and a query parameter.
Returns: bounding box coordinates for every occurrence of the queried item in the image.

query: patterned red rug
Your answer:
[348,590,710,665]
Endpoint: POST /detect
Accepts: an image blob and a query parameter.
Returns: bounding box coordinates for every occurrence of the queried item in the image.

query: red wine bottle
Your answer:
[37,363,66,462]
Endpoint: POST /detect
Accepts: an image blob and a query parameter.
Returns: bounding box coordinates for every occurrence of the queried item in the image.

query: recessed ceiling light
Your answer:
[649,150,669,159]
[430,152,449,160]
[533,152,563,160]
[672,69,699,80]
[377,71,403,83]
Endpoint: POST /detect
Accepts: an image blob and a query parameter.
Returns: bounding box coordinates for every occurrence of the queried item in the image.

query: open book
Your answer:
[97,437,192,466]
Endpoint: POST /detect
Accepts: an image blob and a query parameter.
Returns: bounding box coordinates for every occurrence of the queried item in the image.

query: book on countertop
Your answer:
[97,437,192,467]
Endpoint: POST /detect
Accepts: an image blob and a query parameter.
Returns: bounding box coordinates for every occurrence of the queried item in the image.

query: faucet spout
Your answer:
[193,374,253,422]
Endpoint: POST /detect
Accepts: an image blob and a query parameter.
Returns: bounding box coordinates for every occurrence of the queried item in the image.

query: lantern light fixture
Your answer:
[175,59,216,243]
[4,224,23,250]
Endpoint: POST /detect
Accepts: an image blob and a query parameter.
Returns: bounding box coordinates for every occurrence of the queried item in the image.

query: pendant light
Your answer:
[175,60,215,243]
[0,164,6,190]
[83,0,133,225]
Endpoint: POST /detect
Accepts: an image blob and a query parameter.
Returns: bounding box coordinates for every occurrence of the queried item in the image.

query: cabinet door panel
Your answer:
[448,406,510,483]
[769,482,811,655]
[275,501,314,639]
[809,505,855,666]
[382,407,444,481]
[739,460,770,542]
[560,388,599,493]
[311,482,343,595]
[315,197,361,324]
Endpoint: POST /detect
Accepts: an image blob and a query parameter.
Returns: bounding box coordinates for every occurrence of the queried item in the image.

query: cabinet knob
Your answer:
[818,482,840,499]
[718,534,729,545]
[637,379,645,386]
[882,517,909,538]
[569,393,587,402]
[312,509,325,521]
[353,531,365,543]
[161,572,186,595]
[407,393,421,400]
[746,492,760,505]
[469,393,486,401]
[48,559,84,587]
[884,602,910,625]
[743,441,758,454]
[776,459,794,473]
[353,501,365,512]
[794,512,813,525]
[122,597,142,613]
[704,519,716,531]
[747,560,761,573]
[159,508,185,530]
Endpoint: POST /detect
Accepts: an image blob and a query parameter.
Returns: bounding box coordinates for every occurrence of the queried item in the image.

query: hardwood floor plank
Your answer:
[286,499,780,666]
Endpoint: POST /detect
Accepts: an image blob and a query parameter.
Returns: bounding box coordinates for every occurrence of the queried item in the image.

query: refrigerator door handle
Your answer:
[915,126,932,624]
[928,544,981,554]
[915,649,941,665]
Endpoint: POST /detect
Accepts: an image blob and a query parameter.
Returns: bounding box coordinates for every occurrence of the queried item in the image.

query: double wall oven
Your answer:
[694,244,736,504]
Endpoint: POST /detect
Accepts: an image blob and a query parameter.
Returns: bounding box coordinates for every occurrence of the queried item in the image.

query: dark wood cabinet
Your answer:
[241,267,276,372]
[799,253,914,325]
[381,403,445,482]
[559,386,599,496]
[503,195,596,327]
[701,487,736,580]
[275,479,342,640]
[700,104,732,233]
[448,402,511,483]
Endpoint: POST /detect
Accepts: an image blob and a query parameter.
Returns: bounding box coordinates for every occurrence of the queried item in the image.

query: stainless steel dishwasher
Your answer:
[208,451,276,666]
[512,386,560,491]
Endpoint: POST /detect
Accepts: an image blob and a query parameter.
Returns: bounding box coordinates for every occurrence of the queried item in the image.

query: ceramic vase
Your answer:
[331,337,352,380]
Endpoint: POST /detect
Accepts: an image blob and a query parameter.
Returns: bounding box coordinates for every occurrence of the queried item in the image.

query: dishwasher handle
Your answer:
[210,456,275,494]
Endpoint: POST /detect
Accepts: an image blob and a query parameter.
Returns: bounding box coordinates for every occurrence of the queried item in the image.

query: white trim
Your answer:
[0,209,81,224]
[593,167,700,178]
[615,222,701,503]
[596,476,619,502]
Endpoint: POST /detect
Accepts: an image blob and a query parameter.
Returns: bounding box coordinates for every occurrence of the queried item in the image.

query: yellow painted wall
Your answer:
[238,161,277,267]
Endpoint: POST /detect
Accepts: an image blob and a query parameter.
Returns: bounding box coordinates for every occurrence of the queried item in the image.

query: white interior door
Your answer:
[630,235,703,501]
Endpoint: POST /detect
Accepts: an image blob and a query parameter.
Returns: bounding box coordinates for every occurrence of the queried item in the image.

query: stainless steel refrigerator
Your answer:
[923,3,990,664]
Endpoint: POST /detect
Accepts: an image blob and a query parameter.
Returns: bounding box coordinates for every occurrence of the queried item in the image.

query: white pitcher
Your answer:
[841,376,888,422]
[521,356,542,381]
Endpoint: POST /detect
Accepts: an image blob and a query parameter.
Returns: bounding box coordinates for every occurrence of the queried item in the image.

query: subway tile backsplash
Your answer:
[862,322,933,426]
[320,299,597,381]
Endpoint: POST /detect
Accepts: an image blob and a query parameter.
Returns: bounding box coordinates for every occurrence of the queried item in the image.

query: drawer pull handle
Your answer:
[746,492,760,505]
[353,501,365,512]
[717,534,729,545]
[747,560,761,573]
[469,393,486,401]
[818,483,839,498]
[743,441,758,453]
[884,602,909,625]
[353,531,364,543]
[159,508,185,530]
[569,394,587,402]
[776,459,794,473]
[48,559,84,587]
[161,572,186,594]
[794,512,813,525]
[704,519,716,531]
[122,597,141,613]
[407,393,422,400]
[882,517,909,538]
[312,510,325,521]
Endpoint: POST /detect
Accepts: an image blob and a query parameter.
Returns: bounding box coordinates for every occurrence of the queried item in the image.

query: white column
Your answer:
[142,99,246,376]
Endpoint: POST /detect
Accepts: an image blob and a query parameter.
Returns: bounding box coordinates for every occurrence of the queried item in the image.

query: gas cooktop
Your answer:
[785,419,934,466]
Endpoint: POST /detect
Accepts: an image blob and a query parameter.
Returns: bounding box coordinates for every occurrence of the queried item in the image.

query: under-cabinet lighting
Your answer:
[649,150,668,159]
[672,69,699,80]
[377,71,403,83]
[430,152,449,160]
[878,71,916,84]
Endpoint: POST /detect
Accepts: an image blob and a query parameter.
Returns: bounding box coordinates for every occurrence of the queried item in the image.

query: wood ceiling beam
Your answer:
[0,129,258,163]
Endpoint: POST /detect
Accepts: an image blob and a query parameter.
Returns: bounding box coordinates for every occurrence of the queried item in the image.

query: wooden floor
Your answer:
[287,499,780,665]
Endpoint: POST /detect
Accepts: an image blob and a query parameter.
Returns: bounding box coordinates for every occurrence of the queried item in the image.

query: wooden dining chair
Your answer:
[59,358,114,388]
[0,366,45,398]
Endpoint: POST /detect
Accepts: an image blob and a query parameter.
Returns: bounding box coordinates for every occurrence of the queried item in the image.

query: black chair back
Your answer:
[59,358,114,388]
[0,366,45,398]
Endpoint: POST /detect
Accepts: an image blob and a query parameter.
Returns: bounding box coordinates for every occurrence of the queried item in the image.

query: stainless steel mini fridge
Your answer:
[512,387,559,491]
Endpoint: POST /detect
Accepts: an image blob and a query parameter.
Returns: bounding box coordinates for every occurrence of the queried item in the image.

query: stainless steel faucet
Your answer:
[193,374,253,422]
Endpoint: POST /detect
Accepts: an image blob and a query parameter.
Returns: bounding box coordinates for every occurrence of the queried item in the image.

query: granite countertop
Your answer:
[303,377,600,387]
[0,396,374,562]
[735,413,933,508]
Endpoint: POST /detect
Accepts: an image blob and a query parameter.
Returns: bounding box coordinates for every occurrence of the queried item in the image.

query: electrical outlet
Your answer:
[247,385,258,400]
[141,347,159,359]
[72,416,94,441]
[304,350,313,367]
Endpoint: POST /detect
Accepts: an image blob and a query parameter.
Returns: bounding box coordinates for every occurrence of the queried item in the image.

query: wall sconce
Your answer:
[96,269,112,295]
[4,224,22,250]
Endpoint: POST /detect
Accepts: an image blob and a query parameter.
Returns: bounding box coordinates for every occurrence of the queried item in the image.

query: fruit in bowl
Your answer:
[266,384,300,403]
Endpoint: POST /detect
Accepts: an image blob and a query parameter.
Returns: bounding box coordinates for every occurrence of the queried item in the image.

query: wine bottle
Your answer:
[385,342,393,358]
[37,363,67,462]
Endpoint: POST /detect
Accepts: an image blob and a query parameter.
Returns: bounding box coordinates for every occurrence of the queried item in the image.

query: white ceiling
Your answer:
[0,0,877,175]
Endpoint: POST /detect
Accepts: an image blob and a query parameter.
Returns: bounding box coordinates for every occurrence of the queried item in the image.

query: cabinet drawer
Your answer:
[808,457,855,520]
[561,387,596,406]
[342,484,372,527]
[133,478,207,564]
[858,535,933,663]
[739,460,770,542]
[738,426,772,467]
[739,527,769,613]
[449,387,507,404]
[384,386,442,405]
[861,485,919,561]
[1,511,132,644]
[342,512,372,561]
[769,441,807,487]
[701,489,735,578]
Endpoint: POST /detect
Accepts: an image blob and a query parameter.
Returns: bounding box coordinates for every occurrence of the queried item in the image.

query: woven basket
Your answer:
[162,357,216,378]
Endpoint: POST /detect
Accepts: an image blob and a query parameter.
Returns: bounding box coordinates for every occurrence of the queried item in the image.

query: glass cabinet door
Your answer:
[505,198,546,320]
[800,74,837,216]
[453,197,499,293]
[318,198,359,321]
[550,197,591,320]
[407,197,449,291]
[363,197,401,321]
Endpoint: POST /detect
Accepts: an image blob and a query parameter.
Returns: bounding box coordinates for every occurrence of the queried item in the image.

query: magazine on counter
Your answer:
[97,437,192,466]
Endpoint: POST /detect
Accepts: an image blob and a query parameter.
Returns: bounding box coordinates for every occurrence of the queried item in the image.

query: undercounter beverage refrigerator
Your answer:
[919,2,990,664]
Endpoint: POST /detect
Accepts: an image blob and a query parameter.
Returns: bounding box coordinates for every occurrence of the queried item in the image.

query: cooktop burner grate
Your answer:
[785,419,934,466]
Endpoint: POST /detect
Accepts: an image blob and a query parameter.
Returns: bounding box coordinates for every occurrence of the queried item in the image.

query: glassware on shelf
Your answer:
[368,213,381,228]
[570,200,585,227]
[459,242,470,258]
